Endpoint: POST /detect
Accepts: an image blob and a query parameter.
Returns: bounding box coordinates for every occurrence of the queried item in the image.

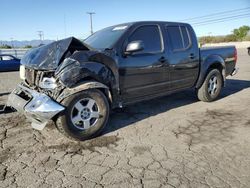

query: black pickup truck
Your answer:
[7,21,237,140]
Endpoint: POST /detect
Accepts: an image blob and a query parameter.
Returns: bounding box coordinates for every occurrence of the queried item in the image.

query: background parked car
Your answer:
[0,54,20,71]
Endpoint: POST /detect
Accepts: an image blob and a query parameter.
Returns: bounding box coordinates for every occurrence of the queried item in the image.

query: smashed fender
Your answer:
[55,51,118,89]
[56,81,110,102]
[21,37,90,70]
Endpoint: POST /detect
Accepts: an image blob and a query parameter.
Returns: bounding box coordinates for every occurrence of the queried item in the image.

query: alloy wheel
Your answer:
[70,98,100,130]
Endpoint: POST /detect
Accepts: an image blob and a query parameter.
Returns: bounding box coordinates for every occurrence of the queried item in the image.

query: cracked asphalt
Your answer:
[0,48,250,188]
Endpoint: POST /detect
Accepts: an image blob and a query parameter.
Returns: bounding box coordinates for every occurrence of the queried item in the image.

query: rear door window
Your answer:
[166,25,191,51]
[167,26,183,50]
[181,26,190,48]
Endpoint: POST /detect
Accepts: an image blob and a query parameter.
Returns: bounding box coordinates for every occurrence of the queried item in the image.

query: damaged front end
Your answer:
[7,37,118,130]
[7,83,65,130]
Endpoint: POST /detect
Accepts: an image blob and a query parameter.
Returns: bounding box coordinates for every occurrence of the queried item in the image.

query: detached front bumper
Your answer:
[7,84,65,130]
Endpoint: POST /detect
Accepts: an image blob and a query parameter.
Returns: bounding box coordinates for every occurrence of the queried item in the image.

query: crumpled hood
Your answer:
[21,37,90,70]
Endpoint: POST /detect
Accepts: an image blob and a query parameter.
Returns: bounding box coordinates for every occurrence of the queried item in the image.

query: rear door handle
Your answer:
[189,53,195,59]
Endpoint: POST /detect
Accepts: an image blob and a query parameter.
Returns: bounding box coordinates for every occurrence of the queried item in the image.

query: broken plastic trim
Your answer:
[0,105,6,112]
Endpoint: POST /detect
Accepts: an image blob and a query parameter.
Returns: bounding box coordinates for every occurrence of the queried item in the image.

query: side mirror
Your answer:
[125,40,144,55]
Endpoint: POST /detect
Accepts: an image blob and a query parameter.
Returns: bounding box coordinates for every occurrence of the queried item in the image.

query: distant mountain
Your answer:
[0,40,55,48]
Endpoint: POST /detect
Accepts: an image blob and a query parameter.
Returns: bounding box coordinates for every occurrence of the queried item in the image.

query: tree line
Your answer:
[0,44,32,49]
[199,25,250,44]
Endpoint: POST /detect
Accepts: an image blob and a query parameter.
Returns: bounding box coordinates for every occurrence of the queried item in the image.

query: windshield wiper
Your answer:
[104,47,113,51]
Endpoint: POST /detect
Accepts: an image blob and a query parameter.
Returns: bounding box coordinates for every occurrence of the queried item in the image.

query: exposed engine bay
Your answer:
[19,37,119,104]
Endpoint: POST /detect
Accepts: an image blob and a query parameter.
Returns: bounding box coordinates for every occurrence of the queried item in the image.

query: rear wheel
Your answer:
[197,69,223,102]
[56,89,109,141]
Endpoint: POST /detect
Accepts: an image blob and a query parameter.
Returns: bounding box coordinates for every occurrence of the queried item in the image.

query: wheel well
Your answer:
[196,62,225,89]
[209,63,223,73]
[208,63,225,86]
[76,77,113,106]
[97,87,112,106]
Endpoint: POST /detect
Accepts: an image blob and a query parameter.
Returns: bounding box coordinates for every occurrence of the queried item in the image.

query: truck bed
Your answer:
[200,46,236,76]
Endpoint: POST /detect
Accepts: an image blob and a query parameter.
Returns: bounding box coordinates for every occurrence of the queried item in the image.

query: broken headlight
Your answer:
[19,65,25,80]
[39,77,57,89]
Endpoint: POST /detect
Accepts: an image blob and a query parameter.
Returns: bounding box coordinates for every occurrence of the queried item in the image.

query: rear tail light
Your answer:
[234,47,237,63]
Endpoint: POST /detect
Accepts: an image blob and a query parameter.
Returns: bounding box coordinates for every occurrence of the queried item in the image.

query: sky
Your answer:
[0,0,250,41]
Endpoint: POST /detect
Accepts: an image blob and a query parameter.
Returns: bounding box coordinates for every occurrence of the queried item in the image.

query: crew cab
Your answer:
[7,21,238,140]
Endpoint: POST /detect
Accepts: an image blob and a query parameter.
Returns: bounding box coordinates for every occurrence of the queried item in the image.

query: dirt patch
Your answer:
[245,120,250,127]
[45,135,121,153]
[0,165,7,181]
[0,148,14,163]
[131,146,151,156]
[0,114,26,128]
[172,109,243,150]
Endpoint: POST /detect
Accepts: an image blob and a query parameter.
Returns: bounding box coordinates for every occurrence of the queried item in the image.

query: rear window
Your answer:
[1,55,14,60]
[166,26,191,51]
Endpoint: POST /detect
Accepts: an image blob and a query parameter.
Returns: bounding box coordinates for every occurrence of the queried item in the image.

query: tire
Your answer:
[56,89,110,141]
[248,49,250,56]
[197,69,223,102]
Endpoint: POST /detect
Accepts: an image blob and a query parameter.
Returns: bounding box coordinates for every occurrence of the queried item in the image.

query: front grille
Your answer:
[25,68,36,86]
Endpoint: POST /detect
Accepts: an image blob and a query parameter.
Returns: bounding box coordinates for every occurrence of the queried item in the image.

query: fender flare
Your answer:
[196,55,226,88]
[56,81,112,103]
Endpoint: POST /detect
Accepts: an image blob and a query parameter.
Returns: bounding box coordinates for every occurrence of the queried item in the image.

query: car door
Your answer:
[0,55,19,71]
[165,25,199,91]
[0,55,12,71]
[118,24,170,101]
[11,56,20,71]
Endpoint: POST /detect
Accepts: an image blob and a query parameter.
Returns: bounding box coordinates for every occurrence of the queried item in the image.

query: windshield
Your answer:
[84,25,129,50]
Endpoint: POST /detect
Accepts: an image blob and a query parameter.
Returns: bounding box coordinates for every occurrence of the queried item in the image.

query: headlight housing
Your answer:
[39,77,57,89]
[19,65,25,80]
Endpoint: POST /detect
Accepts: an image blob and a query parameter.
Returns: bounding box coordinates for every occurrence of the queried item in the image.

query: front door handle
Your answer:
[159,56,167,63]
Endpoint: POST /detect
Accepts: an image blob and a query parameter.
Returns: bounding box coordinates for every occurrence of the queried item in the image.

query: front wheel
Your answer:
[56,89,110,141]
[197,69,223,102]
